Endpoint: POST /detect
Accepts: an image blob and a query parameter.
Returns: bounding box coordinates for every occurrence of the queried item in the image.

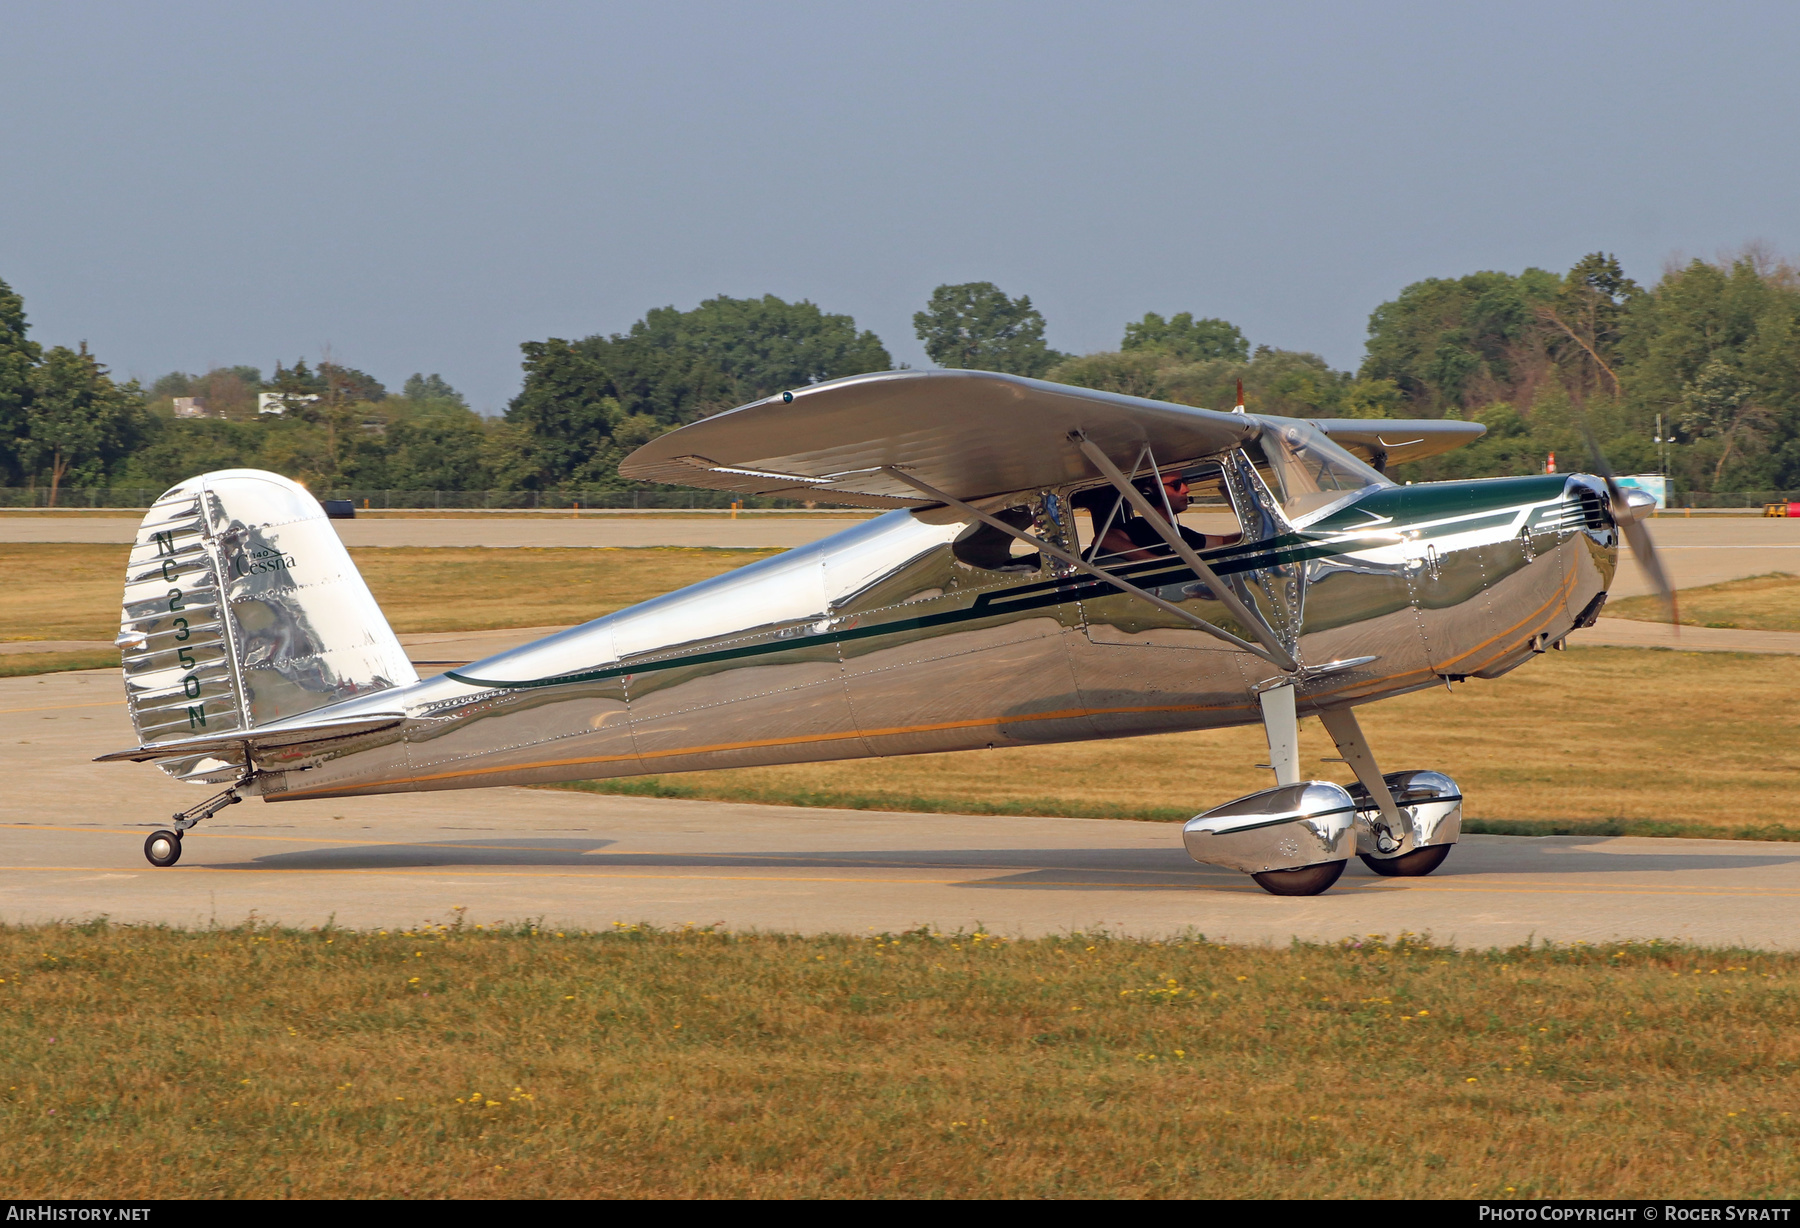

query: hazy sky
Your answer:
[4,1,1797,412]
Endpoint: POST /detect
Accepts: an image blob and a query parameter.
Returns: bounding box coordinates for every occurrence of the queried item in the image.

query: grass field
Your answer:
[0,543,780,642]
[3,921,1795,1199]
[1610,572,1800,632]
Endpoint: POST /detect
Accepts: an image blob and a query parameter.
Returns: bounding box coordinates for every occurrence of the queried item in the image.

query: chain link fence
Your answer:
[0,488,813,510]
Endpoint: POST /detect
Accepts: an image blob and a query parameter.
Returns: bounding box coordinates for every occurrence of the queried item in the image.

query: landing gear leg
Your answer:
[142,781,244,868]
[1318,707,1456,878]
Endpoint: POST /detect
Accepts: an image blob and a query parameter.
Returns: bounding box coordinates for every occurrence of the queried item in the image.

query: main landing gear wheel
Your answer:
[1359,844,1452,877]
[1251,859,1346,896]
[144,830,182,868]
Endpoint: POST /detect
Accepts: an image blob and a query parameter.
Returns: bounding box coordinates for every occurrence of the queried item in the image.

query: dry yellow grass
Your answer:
[559,647,1800,839]
[0,543,778,641]
[1610,572,1800,632]
[3,921,1796,1199]
[348,546,779,633]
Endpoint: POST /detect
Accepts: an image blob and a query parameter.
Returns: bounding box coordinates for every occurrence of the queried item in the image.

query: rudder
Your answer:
[116,470,417,782]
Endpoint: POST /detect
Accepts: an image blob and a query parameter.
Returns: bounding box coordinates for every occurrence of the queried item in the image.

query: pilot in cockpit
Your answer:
[1085,471,1242,563]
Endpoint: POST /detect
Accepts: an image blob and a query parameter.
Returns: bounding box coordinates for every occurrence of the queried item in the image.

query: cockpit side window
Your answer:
[1067,461,1245,563]
[951,507,1042,573]
[1251,422,1394,523]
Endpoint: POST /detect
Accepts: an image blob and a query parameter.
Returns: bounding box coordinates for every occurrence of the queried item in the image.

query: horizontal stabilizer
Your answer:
[1308,419,1486,469]
[93,713,411,763]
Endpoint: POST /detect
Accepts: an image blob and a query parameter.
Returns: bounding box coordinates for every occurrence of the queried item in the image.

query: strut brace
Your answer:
[1070,431,1298,672]
[882,466,1286,668]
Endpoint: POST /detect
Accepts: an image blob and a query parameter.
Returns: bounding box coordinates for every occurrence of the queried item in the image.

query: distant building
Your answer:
[258,392,319,416]
[172,397,210,419]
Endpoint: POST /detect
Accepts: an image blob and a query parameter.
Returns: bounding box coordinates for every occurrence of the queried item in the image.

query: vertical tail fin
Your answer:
[117,469,416,780]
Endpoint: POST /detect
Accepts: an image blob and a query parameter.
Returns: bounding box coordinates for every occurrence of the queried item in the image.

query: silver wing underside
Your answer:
[620,370,1486,508]
[618,370,1259,507]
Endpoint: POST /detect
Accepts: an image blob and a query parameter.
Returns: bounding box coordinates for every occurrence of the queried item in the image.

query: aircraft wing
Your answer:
[618,369,1260,508]
[1307,418,1487,469]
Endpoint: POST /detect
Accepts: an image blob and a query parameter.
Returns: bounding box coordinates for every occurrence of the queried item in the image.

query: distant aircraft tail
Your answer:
[110,470,417,783]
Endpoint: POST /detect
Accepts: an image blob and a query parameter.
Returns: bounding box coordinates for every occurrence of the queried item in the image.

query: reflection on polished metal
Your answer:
[100,369,1637,896]
[1181,781,1358,874]
[1346,770,1464,859]
[1257,683,1301,787]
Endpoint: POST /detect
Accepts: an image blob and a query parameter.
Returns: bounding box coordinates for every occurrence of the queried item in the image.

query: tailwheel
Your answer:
[1251,859,1345,896]
[144,830,182,868]
[1359,844,1452,877]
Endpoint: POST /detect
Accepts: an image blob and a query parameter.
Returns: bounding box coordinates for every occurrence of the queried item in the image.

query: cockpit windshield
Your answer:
[1254,421,1394,522]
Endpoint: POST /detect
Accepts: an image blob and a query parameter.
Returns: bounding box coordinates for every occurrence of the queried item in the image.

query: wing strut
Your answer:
[1070,431,1298,672]
[881,467,1287,669]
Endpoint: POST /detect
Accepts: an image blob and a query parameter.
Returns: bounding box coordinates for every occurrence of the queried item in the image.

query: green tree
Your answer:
[1537,253,1641,396]
[505,295,890,489]
[0,275,43,485]
[401,373,467,407]
[1121,312,1249,362]
[1047,345,1362,418]
[1040,350,1175,402]
[1360,268,1562,412]
[914,282,1062,376]
[319,362,386,404]
[148,367,263,420]
[24,343,149,505]
[267,359,326,417]
[344,399,491,490]
[114,419,267,489]
[505,339,635,489]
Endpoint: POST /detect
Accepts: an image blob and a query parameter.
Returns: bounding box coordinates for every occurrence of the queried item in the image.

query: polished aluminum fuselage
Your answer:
[249,471,1616,804]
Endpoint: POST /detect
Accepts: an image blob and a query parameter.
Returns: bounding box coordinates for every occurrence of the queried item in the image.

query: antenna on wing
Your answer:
[1232,378,1246,414]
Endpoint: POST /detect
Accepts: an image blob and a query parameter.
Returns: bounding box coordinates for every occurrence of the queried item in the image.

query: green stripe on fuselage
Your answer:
[447,476,1572,691]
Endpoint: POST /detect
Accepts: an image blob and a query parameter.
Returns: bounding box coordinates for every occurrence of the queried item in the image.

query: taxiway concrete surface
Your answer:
[8,670,1800,948]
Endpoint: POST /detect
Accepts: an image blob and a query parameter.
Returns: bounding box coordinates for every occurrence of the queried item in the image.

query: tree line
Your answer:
[4,250,1799,504]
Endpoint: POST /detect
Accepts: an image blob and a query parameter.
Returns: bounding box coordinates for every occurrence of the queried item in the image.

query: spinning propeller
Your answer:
[1578,424,1680,626]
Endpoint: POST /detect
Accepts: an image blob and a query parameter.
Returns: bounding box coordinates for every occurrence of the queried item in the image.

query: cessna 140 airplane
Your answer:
[100,369,1670,895]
